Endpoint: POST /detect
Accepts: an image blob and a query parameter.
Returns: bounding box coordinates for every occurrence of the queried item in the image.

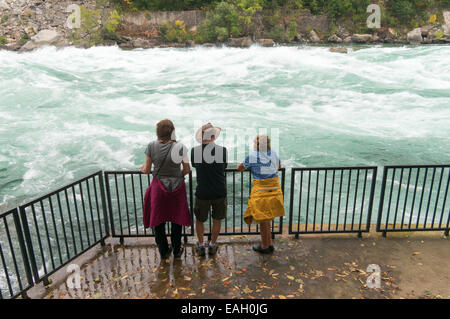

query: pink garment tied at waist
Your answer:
[143,177,192,228]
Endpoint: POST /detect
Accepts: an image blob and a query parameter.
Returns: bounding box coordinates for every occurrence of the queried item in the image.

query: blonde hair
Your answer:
[254,135,271,152]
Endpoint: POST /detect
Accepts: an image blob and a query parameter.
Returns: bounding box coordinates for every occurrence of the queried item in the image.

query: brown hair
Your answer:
[254,135,271,152]
[156,119,175,141]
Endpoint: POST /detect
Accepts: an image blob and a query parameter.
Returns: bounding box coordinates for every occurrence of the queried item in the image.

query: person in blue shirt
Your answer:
[238,135,285,254]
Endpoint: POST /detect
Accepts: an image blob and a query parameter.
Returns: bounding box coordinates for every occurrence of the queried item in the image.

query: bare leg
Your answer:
[196,219,205,244]
[210,219,222,244]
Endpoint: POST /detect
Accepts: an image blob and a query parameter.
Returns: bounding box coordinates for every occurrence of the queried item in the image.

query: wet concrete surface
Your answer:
[35,231,449,299]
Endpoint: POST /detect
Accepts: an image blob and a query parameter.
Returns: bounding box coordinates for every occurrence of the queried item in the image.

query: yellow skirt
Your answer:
[244,177,285,225]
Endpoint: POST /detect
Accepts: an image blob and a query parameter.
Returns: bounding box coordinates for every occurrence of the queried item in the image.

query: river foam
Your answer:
[0,45,449,207]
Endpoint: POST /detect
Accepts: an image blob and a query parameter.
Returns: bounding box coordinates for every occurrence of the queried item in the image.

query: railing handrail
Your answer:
[16,170,104,208]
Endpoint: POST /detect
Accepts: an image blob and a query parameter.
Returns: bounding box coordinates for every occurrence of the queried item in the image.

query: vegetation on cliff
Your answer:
[110,0,450,44]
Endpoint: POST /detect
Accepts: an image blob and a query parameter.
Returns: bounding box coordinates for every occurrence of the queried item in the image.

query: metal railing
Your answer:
[0,208,33,299]
[103,168,285,242]
[18,171,109,285]
[103,170,194,244]
[377,165,450,236]
[1,164,449,298]
[289,167,378,238]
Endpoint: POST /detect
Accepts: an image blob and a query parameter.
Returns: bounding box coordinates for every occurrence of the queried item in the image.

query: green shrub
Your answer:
[264,25,286,42]
[197,1,242,42]
[160,20,192,42]
[0,35,7,45]
[288,20,298,39]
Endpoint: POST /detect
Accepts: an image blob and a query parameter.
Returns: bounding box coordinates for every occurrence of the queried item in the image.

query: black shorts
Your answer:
[194,196,227,222]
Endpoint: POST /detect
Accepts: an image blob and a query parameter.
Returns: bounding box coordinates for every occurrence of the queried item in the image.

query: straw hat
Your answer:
[195,123,222,143]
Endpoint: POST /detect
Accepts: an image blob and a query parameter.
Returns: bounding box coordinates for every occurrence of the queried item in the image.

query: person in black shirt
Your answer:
[191,123,228,256]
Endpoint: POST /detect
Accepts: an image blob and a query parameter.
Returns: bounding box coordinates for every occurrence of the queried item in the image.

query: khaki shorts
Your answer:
[194,196,227,222]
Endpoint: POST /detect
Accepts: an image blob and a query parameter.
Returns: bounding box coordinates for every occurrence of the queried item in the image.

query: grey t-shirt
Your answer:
[145,140,186,191]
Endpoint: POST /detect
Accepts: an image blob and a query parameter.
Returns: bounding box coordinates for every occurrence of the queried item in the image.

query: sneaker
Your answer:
[208,242,219,256]
[173,245,184,258]
[252,244,273,254]
[195,243,206,257]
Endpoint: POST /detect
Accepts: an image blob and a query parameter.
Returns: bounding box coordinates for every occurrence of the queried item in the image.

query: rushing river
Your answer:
[0,45,450,209]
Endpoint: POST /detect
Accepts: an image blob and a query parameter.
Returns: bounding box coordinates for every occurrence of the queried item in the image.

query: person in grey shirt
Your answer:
[141,119,191,259]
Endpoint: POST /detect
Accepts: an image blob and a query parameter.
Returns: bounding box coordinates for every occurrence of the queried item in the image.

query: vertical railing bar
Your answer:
[47,196,63,265]
[400,168,412,230]
[4,217,24,292]
[343,169,352,231]
[64,189,77,254]
[78,183,91,247]
[366,167,377,233]
[122,174,131,235]
[114,174,124,238]
[98,172,110,238]
[248,172,252,233]
[12,209,33,290]
[416,168,428,229]
[431,167,444,228]
[358,169,368,231]
[71,185,84,250]
[0,240,14,298]
[18,206,40,283]
[225,171,228,234]
[393,168,404,230]
[328,170,335,231]
[313,170,319,231]
[39,200,55,271]
[305,171,311,232]
[376,167,388,232]
[131,174,139,235]
[423,167,437,228]
[320,170,327,232]
[139,174,146,236]
[85,179,97,242]
[439,168,449,228]
[279,168,285,235]
[104,173,115,237]
[56,193,70,259]
[351,169,360,231]
[233,171,235,234]
[336,169,343,231]
[385,168,397,230]
[30,204,48,275]
[92,176,103,239]
[240,171,244,233]
[78,182,91,247]
[289,169,295,234]
[297,170,303,233]
[408,168,420,230]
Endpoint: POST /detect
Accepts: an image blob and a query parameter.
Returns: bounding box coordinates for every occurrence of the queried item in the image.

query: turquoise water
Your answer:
[1,44,450,294]
[0,45,450,210]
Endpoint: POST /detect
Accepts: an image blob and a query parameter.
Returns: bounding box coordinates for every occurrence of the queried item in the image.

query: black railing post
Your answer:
[104,172,116,239]
[18,206,40,284]
[289,168,295,238]
[12,209,33,298]
[98,172,110,245]
[376,166,388,234]
[366,167,378,233]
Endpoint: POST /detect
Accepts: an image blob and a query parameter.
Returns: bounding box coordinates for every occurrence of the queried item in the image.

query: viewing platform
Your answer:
[1,165,449,299]
[30,230,450,299]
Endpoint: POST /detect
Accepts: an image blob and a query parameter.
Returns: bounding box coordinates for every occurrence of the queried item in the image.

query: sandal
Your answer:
[252,244,273,254]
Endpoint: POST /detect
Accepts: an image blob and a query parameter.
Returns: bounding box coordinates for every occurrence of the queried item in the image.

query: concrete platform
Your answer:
[29,230,449,299]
